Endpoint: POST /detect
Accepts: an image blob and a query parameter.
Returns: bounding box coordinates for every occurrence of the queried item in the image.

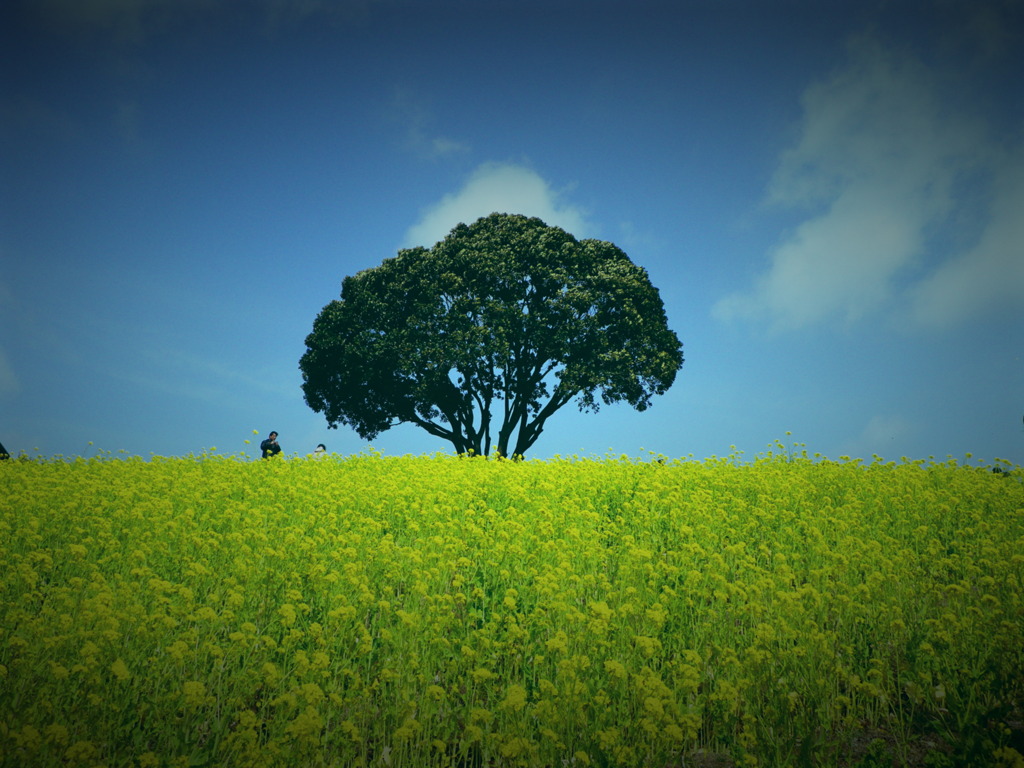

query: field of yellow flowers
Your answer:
[2,448,1023,768]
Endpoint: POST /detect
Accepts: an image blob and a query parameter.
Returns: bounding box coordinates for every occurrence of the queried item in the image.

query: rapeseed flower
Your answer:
[110,658,130,682]
[1,450,1021,767]
[499,684,528,712]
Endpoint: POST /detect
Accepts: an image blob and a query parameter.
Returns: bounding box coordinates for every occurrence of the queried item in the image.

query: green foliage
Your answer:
[299,213,683,457]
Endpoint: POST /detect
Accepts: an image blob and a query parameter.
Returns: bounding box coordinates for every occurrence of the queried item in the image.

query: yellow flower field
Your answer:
[1,449,1022,767]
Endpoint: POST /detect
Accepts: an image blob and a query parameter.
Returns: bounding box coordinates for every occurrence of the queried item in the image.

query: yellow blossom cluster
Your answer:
[1,450,1022,767]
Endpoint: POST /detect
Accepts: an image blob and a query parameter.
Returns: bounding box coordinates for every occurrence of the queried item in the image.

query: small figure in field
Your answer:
[260,431,281,459]
[312,443,326,458]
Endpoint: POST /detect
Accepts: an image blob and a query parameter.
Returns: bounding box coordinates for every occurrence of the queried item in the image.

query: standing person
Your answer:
[312,443,326,458]
[260,431,281,459]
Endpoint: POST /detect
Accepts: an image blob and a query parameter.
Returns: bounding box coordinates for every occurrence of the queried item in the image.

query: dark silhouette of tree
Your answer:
[300,213,683,457]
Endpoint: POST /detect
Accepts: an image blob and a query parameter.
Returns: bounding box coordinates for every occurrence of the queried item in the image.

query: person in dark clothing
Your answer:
[0,441,8,459]
[260,431,281,459]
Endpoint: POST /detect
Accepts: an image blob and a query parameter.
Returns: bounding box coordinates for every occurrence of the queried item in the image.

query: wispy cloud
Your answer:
[907,141,1024,328]
[714,32,1022,332]
[403,128,470,162]
[403,162,591,248]
[28,0,374,43]
[0,348,19,398]
[128,346,296,405]
[390,88,470,160]
[841,414,915,460]
[0,282,18,398]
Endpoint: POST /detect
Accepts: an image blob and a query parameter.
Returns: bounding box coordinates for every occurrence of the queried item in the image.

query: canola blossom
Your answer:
[1,449,1022,767]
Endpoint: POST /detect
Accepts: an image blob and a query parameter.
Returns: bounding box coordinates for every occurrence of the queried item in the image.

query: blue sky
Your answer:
[2,0,1022,465]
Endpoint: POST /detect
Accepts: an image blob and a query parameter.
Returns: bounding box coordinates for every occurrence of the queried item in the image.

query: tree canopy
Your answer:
[299,213,683,457]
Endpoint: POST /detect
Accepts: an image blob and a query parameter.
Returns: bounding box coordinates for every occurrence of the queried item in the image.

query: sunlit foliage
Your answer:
[2,448,1022,767]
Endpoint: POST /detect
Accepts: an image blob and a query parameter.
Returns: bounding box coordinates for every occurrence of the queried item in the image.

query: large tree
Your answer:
[300,213,683,457]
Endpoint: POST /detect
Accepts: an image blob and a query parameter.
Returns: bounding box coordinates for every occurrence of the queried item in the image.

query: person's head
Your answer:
[315,444,326,451]
[269,431,278,440]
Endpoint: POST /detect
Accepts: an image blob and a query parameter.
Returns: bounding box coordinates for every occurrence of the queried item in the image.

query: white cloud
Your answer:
[403,163,591,248]
[714,34,1020,332]
[908,143,1024,328]
[716,184,929,329]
